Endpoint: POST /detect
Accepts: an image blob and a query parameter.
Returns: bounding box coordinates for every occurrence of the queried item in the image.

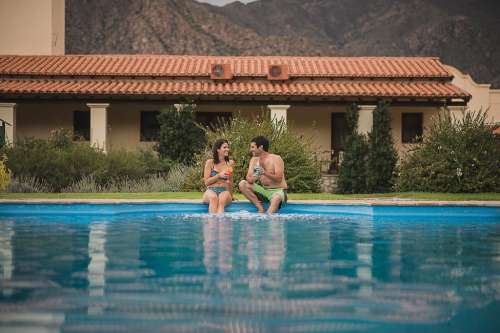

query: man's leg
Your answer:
[216,191,232,214]
[267,193,283,214]
[238,180,265,213]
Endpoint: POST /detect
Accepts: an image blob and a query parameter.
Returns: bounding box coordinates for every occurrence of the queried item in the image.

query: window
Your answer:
[195,112,232,130]
[140,111,160,141]
[73,111,90,141]
[402,113,423,143]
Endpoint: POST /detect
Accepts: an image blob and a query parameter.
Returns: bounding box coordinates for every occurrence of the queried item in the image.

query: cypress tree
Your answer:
[155,104,205,165]
[366,101,397,192]
[337,103,369,194]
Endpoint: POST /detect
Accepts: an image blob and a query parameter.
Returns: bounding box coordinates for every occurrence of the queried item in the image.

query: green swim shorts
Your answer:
[252,183,288,208]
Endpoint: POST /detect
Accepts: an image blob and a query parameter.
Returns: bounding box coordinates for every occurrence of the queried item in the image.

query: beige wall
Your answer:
[390,106,439,159]
[14,101,264,150]
[490,91,500,123]
[13,101,438,160]
[288,104,439,160]
[447,65,500,124]
[16,101,81,139]
[0,0,64,55]
[288,104,343,153]
[108,102,263,151]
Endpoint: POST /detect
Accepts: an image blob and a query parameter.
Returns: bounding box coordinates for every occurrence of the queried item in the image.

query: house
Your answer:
[1,1,499,170]
[0,54,475,155]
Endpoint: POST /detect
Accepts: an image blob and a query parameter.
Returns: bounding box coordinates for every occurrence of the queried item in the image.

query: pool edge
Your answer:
[0,198,499,207]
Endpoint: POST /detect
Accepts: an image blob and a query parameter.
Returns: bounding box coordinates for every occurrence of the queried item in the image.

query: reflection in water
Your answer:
[390,230,402,279]
[1,213,500,332]
[356,219,373,298]
[203,218,233,275]
[87,222,108,314]
[0,220,14,297]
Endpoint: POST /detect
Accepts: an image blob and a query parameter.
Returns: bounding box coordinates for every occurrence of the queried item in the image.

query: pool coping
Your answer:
[1,198,499,207]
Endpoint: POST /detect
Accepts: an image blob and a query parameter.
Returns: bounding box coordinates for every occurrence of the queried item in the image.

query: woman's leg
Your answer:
[202,189,219,214]
[216,191,232,214]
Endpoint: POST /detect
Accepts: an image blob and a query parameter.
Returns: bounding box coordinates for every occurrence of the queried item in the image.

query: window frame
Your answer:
[401,112,423,144]
[140,111,160,142]
[73,110,90,141]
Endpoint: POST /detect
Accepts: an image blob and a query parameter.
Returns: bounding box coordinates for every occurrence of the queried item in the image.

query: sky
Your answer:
[196,0,257,6]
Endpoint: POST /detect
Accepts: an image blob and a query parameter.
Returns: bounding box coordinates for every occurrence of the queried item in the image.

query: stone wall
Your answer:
[320,174,338,193]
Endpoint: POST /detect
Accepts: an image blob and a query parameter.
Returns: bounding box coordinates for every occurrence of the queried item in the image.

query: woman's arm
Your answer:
[228,160,235,198]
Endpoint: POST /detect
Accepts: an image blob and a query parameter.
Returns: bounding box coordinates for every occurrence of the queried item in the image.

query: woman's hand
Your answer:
[217,171,228,180]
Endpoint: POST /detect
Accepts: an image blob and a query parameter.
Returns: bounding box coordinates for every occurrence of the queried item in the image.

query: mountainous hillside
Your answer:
[66,0,500,87]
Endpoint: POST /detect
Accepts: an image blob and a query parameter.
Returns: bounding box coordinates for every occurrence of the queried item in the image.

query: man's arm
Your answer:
[246,157,258,183]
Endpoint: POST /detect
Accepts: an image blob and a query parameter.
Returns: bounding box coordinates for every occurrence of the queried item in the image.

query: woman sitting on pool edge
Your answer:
[202,139,235,213]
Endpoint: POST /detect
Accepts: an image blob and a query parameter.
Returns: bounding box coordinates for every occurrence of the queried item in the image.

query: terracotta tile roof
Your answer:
[0,55,471,101]
[0,78,468,99]
[0,55,453,79]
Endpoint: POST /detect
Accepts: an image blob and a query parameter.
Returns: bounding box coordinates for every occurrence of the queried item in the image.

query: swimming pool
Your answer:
[1,202,499,332]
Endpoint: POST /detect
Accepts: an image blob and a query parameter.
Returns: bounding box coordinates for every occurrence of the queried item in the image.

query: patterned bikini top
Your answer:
[210,161,229,177]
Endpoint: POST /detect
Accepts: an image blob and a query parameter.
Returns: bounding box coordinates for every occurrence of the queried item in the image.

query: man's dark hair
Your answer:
[251,136,269,152]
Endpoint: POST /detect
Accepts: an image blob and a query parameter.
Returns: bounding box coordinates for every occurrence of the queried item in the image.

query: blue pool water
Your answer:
[0,203,500,332]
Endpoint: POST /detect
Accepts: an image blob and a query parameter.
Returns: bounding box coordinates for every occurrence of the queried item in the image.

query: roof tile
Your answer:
[0,55,454,78]
[0,78,468,99]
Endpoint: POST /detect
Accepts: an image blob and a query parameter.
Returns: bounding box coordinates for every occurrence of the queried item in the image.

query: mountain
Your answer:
[66,0,500,87]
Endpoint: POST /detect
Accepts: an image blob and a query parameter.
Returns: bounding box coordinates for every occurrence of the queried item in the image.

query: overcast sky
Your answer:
[196,0,257,6]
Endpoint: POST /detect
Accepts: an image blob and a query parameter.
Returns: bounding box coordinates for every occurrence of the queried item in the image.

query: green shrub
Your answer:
[1,135,104,192]
[0,157,11,191]
[139,150,172,175]
[155,104,206,165]
[181,163,205,192]
[100,150,148,182]
[183,111,321,192]
[7,176,50,193]
[1,129,174,192]
[367,101,398,192]
[63,165,187,193]
[397,108,500,193]
[337,104,369,194]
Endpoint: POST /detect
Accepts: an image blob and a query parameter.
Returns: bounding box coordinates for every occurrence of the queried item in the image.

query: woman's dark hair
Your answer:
[251,136,269,151]
[212,138,229,164]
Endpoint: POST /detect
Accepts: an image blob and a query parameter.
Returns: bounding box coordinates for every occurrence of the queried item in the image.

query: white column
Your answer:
[87,103,109,152]
[268,105,290,127]
[358,105,375,135]
[448,105,465,121]
[0,103,16,145]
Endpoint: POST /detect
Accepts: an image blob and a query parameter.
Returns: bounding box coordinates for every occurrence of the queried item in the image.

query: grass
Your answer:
[0,192,499,201]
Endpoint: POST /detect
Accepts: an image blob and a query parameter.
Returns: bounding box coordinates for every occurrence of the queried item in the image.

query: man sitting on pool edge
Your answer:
[239,136,288,214]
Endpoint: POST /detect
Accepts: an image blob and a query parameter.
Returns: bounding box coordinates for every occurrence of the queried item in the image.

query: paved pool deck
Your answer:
[1,198,499,207]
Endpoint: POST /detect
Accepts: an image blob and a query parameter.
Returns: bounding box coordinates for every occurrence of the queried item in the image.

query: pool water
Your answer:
[1,204,500,332]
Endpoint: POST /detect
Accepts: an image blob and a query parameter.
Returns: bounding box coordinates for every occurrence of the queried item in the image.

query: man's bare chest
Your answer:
[259,157,275,172]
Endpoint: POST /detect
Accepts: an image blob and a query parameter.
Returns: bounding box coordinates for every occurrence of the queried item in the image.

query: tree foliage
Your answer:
[397,108,500,192]
[367,101,398,192]
[183,110,321,192]
[155,104,205,165]
[337,103,369,194]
